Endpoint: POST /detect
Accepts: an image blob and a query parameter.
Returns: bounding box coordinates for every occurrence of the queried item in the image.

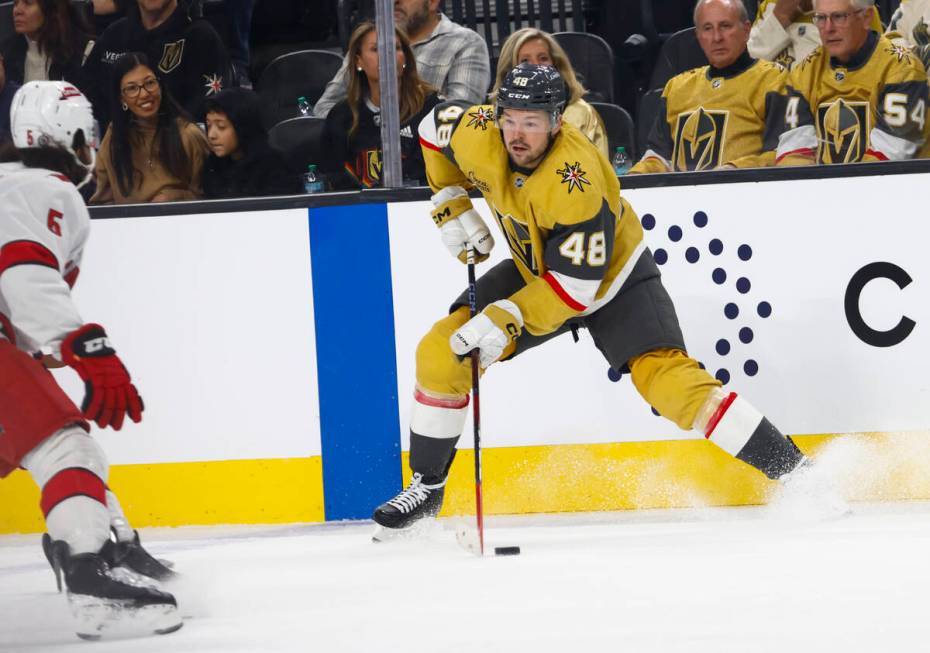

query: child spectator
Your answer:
[0,0,95,87]
[202,87,301,198]
[90,52,209,204]
[321,21,440,189]
[491,27,609,158]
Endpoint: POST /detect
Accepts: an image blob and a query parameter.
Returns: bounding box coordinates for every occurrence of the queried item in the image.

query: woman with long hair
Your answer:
[321,21,440,189]
[90,52,209,204]
[0,0,94,87]
[491,27,608,158]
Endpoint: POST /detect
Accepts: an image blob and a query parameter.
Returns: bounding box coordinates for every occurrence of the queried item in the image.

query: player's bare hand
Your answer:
[773,0,802,27]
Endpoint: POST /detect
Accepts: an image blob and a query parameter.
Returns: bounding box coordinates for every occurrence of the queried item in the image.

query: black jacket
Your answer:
[202,88,301,198]
[0,31,93,89]
[83,3,229,128]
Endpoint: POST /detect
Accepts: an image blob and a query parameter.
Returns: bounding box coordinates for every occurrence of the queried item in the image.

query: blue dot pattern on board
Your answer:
[712,267,726,284]
[738,244,752,261]
[651,407,660,416]
[725,302,739,319]
[716,339,730,355]
[739,327,754,344]
[709,239,723,255]
[685,247,700,263]
[654,248,668,265]
[668,225,683,242]
[744,359,759,376]
[736,277,751,294]
[642,214,656,230]
[607,367,623,382]
[715,368,730,385]
[693,211,708,227]
[757,301,772,318]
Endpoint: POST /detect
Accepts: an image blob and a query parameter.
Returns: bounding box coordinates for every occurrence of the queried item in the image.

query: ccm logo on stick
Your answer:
[844,262,916,348]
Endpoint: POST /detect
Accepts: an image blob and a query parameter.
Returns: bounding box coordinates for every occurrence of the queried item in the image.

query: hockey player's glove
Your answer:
[60,323,144,431]
[430,186,494,264]
[450,300,523,368]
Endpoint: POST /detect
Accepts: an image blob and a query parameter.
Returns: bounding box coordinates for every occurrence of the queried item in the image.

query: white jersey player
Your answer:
[0,81,181,640]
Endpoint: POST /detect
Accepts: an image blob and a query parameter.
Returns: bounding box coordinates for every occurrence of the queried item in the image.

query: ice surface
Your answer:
[3,500,930,652]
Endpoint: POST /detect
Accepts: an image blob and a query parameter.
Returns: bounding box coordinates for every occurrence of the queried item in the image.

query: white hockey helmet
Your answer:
[10,81,98,152]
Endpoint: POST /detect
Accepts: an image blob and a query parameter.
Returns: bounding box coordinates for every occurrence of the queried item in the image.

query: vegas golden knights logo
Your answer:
[816,99,869,163]
[493,208,536,273]
[158,39,185,73]
[672,107,728,171]
[366,149,382,181]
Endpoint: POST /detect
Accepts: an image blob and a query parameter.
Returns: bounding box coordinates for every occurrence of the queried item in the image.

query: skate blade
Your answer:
[69,593,182,640]
[455,524,482,556]
[372,518,441,543]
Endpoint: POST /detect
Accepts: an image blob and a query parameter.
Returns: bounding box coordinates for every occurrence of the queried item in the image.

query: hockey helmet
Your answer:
[11,81,98,153]
[495,63,567,125]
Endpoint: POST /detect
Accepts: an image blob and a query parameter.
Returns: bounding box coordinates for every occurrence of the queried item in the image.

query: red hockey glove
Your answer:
[60,323,144,430]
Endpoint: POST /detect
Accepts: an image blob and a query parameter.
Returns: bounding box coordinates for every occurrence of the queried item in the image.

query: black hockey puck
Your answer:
[494,546,521,556]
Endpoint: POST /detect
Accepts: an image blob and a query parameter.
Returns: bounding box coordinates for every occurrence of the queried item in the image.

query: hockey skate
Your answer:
[43,530,176,589]
[372,473,446,541]
[45,538,182,640]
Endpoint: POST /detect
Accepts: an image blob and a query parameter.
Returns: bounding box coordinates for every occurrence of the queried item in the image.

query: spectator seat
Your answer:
[268,116,326,173]
[590,101,637,160]
[648,27,708,92]
[636,88,663,157]
[257,49,343,129]
[553,31,615,104]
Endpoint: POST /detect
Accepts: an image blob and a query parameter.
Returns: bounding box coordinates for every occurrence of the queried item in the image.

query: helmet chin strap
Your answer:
[73,146,96,190]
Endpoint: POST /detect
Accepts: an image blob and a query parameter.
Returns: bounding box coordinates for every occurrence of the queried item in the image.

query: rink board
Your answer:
[3,172,930,532]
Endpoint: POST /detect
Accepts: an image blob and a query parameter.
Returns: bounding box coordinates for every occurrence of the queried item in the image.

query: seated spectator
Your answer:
[0,54,20,143]
[0,0,95,87]
[749,0,882,68]
[490,27,608,158]
[202,87,301,198]
[320,22,441,189]
[631,0,788,173]
[313,0,489,118]
[776,0,930,165]
[91,52,209,204]
[886,0,930,69]
[83,0,229,130]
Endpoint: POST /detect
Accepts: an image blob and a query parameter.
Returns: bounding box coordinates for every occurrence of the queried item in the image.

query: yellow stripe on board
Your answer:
[0,457,324,535]
[404,432,930,516]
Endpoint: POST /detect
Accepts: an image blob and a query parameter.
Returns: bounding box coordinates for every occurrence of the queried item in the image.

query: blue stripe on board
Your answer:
[308,203,402,521]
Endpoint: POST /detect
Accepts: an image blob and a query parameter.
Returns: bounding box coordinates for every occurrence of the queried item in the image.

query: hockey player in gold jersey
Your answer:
[776,0,930,164]
[632,0,789,174]
[371,63,809,534]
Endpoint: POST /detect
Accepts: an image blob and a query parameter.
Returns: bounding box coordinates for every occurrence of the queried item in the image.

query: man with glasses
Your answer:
[749,0,882,69]
[776,0,930,164]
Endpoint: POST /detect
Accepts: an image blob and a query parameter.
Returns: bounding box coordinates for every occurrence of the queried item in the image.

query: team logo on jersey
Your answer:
[158,39,185,73]
[466,107,494,130]
[673,107,728,171]
[493,209,536,273]
[887,44,915,65]
[203,73,223,95]
[711,78,722,89]
[774,51,795,69]
[817,99,869,164]
[556,161,591,194]
[913,19,930,69]
[835,70,846,82]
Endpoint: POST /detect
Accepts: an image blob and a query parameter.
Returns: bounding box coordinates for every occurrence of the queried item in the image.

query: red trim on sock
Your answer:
[414,388,468,409]
[704,392,738,439]
[40,468,106,517]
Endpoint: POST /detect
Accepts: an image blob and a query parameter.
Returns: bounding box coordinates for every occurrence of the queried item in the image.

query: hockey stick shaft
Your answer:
[466,247,485,556]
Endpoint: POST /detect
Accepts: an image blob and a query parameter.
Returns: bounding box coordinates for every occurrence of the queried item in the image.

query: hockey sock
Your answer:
[409,388,467,481]
[104,488,136,543]
[699,390,805,480]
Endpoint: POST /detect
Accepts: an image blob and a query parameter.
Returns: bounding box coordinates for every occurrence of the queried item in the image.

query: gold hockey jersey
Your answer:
[886,0,930,70]
[419,102,646,337]
[631,52,789,173]
[776,32,930,164]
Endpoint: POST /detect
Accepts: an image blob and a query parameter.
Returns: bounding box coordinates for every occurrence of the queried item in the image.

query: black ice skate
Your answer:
[44,538,182,640]
[44,530,176,588]
[372,472,447,538]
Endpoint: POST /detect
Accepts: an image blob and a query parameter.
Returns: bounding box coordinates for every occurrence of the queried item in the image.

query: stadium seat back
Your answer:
[257,50,344,129]
[590,101,636,159]
[553,31,615,104]
[268,116,326,173]
[636,88,663,156]
[648,27,708,91]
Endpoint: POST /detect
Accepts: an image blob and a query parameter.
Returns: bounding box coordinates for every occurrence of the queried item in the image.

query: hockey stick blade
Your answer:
[455,524,482,556]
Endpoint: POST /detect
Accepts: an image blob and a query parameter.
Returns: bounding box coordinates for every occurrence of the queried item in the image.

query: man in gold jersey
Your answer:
[632,0,789,174]
[776,0,930,164]
[371,63,809,534]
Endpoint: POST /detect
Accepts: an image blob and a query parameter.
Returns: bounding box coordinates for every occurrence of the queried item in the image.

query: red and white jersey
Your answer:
[0,162,88,356]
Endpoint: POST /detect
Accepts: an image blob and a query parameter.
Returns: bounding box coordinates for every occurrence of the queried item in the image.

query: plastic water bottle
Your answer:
[297,96,311,117]
[303,164,324,193]
[612,146,631,176]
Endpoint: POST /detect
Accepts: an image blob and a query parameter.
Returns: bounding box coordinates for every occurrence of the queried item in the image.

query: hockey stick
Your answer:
[466,246,485,556]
